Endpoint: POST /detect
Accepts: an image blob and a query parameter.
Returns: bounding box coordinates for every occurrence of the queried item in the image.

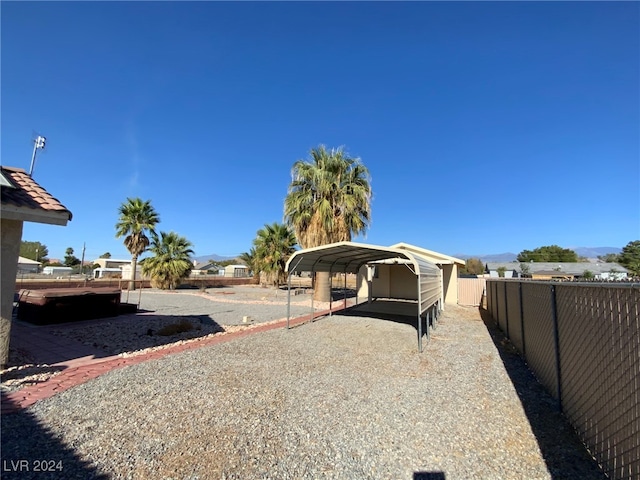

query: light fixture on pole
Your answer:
[29,135,46,177]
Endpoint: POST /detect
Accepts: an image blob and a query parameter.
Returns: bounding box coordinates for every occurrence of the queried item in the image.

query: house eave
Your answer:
[1,205,71,226]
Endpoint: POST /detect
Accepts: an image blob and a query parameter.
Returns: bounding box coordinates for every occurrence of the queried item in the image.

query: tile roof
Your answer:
[1,166,72,222]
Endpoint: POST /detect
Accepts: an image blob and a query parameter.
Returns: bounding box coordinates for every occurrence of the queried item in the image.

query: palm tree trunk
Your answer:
[313,271,331,302]
[129,255,138,291]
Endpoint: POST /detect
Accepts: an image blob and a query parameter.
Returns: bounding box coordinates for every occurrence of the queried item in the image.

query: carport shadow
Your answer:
[10,314,225,367]
[1,392,109,479]
[333,299,420,330]
[478,308,605,479]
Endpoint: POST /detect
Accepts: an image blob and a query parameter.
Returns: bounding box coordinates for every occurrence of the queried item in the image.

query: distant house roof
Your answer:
[487,262,628,275]
[1,166,72,225]
[193,261,218,270]
[18,256,41,265]
[531,270,575,277]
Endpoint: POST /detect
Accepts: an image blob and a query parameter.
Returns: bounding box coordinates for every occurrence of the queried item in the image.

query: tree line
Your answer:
[461,241,640,277]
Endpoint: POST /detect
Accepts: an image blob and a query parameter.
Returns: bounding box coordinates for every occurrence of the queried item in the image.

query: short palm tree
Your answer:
[253,222,297,288]
[141,231,194,290]
[284,145,371,301]
[115,198,160,290]
[238,247,260,283]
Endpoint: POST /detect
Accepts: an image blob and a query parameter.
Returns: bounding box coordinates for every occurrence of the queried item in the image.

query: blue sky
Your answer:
[2,2,638,261]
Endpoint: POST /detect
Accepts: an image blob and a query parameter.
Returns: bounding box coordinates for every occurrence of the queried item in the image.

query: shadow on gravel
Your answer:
[1,391,108,480]
[478,308,606,480]
[61,314,225,358]
[414,472,446,479]
[13,314,225,365]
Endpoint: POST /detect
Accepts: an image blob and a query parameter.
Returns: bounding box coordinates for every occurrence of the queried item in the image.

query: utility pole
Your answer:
[29,135,46,177]
[79,242,86,276]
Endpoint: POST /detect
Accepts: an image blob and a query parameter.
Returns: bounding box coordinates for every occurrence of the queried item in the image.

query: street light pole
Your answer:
[35,248,39,273]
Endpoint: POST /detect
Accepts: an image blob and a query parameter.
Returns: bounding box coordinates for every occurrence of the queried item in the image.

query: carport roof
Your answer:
[286,241,430,275]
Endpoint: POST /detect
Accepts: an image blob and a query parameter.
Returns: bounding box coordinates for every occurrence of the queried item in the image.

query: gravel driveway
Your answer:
[1,296,605,479]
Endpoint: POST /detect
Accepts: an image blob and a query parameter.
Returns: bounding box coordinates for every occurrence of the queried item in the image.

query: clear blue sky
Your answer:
[2,2,638,261]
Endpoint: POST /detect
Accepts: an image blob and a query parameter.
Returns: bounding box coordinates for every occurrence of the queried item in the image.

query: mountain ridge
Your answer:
[192,254,239,263]
[451,246,622,263]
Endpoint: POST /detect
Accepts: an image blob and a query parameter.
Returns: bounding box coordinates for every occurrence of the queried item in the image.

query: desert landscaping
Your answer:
[1,286,605,479]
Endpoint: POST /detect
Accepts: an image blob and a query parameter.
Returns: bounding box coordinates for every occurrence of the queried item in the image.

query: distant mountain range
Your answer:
[192,254,239,263]
[452,247,622,263]
[195,246,623,265]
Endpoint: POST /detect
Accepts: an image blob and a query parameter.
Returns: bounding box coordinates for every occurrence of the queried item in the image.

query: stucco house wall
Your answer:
[1,166,72,367]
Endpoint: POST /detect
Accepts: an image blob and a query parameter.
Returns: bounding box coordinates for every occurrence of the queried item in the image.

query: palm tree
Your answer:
[253,222,297,288]
[141,231,194,290]
[238,247,260,283]
[284,145,371,301]
[115,198,160,290]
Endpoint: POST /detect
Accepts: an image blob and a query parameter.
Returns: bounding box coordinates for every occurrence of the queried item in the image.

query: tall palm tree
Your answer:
[284,145,371,301]
[253,222,297,288]
[115,197,160,290]
[141,231,194,290]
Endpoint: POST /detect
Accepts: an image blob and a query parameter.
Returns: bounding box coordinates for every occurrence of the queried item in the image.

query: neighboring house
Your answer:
[529,270,575,281]
[223,265,249,277]
[191,261,219,275]
[42,266,73,276]
[121,264,144,280]
[486,262,628,280]
[17,256,41,273]
[1,166,72,367]
[93,267,123,279]
[93,258,132,269]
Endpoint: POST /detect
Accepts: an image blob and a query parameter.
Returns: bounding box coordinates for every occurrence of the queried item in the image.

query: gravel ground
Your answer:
[121,285,328,326]
[1,300,605,480]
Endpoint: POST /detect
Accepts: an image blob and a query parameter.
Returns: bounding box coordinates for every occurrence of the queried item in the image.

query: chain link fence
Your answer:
[487,280,639,480]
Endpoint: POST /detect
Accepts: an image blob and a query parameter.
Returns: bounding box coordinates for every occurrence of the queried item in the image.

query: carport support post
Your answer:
[286,274,292,329]
[418,313,423,352]
[329,272,332,316]
[310,281,314,323]
[426,309,431,340]
[343,272,347,309]
[432,304,437,330]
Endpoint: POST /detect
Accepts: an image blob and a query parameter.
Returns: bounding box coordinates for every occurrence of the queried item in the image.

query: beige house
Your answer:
[1,166,72,367]
[93,258,131,269]
[223,265,249,277]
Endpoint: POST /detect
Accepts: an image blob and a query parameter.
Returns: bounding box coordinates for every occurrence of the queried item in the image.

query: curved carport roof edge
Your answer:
[286,241,429,276]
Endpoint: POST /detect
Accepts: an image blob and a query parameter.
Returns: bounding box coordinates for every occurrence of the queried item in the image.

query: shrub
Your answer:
[157,321,194,336]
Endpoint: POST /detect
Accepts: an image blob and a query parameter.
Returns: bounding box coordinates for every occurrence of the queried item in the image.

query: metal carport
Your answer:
[285,241,442,352]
